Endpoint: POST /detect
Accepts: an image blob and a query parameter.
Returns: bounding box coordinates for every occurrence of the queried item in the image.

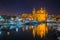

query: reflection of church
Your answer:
[32,8,48,22]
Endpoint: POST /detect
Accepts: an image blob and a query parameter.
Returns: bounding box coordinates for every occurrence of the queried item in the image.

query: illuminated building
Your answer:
[32,8,48,22]
[19,8,48,22]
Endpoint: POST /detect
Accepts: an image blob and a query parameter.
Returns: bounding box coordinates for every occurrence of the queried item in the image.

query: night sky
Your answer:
[0,0,60,15]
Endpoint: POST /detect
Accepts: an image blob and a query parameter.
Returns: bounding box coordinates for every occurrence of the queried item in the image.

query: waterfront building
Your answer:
[32,8,48,22]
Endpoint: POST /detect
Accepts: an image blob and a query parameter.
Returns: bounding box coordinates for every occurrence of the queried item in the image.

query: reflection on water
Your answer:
[33,23,48,38]
[22,27,26,31]
[21,25,34,31]
[20,23,48,38]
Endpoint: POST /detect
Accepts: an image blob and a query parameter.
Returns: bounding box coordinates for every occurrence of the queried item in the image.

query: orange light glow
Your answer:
[33,24,48,38]
[32,8,48,38]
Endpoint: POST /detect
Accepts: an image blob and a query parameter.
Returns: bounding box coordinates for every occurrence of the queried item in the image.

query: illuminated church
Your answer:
[32,8,48,22]
[20,8,48,22]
